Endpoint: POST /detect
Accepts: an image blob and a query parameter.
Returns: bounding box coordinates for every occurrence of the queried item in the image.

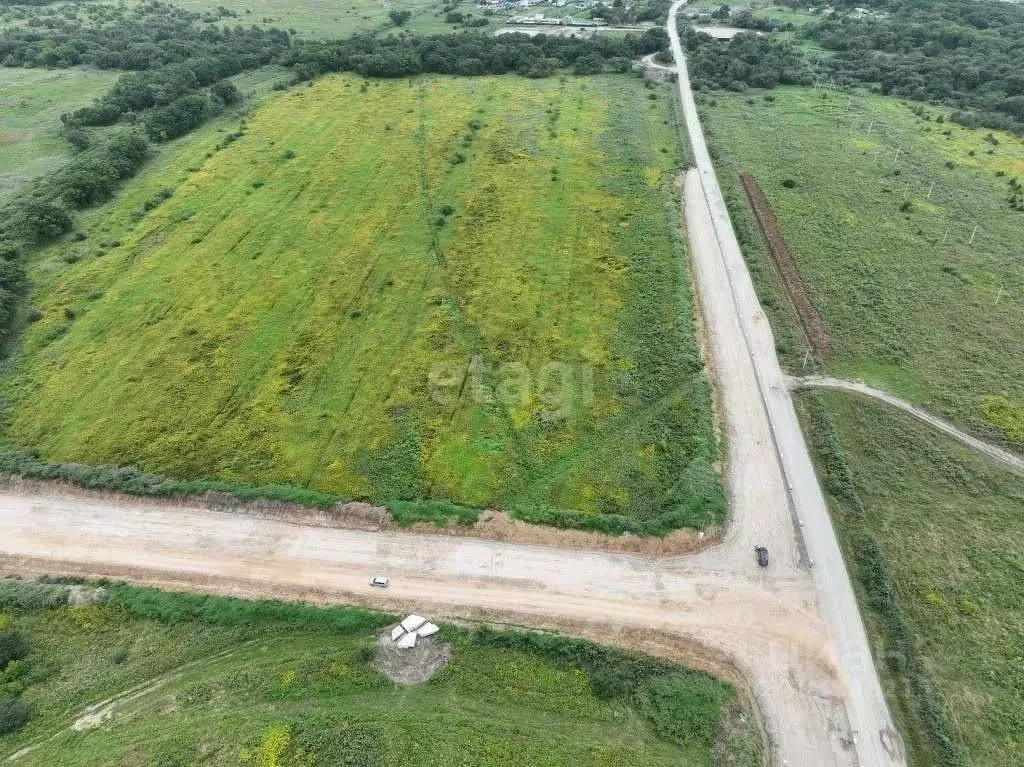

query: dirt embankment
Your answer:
[0,477,719,557]
[739,172,833,358]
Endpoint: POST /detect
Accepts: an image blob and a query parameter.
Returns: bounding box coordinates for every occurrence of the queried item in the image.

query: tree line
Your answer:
[284,28,669,81]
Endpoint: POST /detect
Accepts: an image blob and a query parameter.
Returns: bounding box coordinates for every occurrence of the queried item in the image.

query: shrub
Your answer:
[0,631,27,670]
[0,580,69,609]
[388,9,411,26]
[781,178,796,188]
[0,697,28,735]
[6,200,72,245]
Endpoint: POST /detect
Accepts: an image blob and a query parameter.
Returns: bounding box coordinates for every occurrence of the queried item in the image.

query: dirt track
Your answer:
[790,375,1024,476]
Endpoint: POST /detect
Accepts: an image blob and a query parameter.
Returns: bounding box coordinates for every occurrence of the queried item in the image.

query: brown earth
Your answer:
[739,171,833,357]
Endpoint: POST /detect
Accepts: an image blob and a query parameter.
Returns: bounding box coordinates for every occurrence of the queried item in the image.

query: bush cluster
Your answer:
[105,585,392,634]
[802,392,862,509]
[0,451,342,509]
[0,630,29,735]
[470,626,732,748]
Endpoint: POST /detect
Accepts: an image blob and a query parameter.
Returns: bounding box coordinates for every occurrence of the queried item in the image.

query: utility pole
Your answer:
[969,224,978,245]
[927,181,935,199]
[941,227,949,245]
[994,285,1004,305]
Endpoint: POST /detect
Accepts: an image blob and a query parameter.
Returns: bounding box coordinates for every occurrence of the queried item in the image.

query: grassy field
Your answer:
[0,68,120,200]
[0,581,760,766]
[0,73,719,532]
[798,390,1024,767]
[1,0,495,40]
[702,87,1024,447]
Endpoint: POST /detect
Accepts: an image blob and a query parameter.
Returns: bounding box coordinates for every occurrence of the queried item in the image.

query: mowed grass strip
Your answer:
[3,74,719,528]
[703,87,1024,446]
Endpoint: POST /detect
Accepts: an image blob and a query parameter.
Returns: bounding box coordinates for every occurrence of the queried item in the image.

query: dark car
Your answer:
[754,546,769,567]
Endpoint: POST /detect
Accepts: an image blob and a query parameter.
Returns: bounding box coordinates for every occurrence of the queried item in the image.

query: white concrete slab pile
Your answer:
[396,631,418,649]
[416,622,440,638]
[400,614,427,633]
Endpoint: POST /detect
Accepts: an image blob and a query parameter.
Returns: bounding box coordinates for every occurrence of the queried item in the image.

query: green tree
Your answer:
[388,9,412,26]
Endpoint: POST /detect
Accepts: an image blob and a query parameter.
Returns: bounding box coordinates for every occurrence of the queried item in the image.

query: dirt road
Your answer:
[668,2,904,764]
[790,375,1024,476]
[2,489,848,765]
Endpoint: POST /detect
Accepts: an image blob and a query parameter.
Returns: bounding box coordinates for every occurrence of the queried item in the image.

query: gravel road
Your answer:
[668,2,905,764]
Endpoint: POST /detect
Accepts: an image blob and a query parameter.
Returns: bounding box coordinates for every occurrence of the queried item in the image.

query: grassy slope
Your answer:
[799,392,1024,767]
[1,73,719,528]
[702,87,1024,446]
[0,68,119,199]
[0,583,758,766]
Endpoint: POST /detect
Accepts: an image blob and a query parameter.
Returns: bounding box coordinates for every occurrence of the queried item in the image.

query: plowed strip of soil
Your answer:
[739,172,833,357]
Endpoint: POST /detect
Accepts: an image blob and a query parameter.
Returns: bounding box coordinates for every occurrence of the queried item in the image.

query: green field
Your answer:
[799,390,1024,767]
[0,0,448,39]
[0,67,120,199]
[703,87,1024,447]
[0,581,760,766]
[0,73,720,531]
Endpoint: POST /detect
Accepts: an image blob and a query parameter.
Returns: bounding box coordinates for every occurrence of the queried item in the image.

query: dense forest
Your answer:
[285,28,668,80]
[797,0,1024,131]
[682,0,1024,132]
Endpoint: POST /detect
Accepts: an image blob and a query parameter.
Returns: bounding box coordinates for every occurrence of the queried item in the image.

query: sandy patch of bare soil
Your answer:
[409,510,721,555]
[373,629,453,685]
[0,477,719,556]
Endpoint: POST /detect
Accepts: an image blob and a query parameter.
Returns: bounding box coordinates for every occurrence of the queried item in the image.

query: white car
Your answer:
[369,575,389,588]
